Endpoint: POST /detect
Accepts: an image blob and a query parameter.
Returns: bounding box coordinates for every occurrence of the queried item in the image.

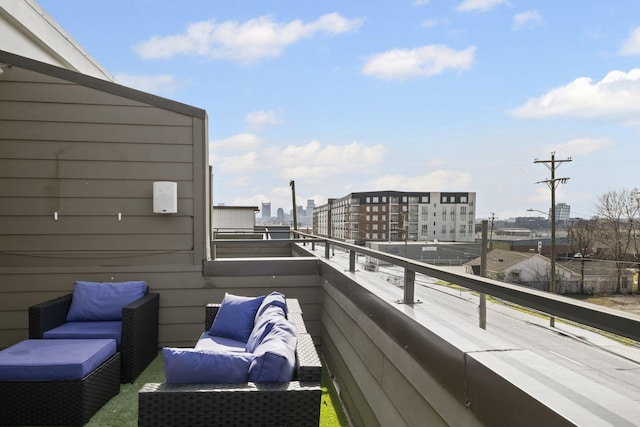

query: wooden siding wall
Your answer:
[319,266,485,427]
[0,58,210,348]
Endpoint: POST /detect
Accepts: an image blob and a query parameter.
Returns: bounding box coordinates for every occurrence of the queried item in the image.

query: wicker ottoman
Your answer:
[0,339,120,426]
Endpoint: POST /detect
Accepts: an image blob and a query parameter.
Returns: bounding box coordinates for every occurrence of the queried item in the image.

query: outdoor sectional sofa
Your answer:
[138,292,322,427]
[28,280,160,383]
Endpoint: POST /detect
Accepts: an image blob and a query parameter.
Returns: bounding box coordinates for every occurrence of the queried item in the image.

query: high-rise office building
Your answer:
[261,201,271,219]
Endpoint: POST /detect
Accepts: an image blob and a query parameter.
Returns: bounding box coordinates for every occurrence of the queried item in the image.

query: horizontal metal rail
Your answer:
[289,231,640,344]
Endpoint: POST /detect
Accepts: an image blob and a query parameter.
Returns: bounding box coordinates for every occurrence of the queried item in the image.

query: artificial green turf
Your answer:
[87,351,349,426]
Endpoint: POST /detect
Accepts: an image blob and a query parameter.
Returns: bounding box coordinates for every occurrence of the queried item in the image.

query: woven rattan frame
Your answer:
[139,298,322,427]
[0,352,120,426]
[138,381,321,427]
[29,292,159,383]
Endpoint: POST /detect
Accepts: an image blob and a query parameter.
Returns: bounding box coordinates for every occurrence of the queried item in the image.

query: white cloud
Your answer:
[512,10,542,31]
[211,139,387,210]
[365,170,473,191]
[362,45,475,80]
[211,133,262,152]
[421,18,439,29]
[245,110,284,128]
[414,0,430,6]
[113,73,180,95]
[269,140,386,179]
[212,151,258,174]
[134,13,364,64]
[545,138,614,156]
[619,26,640,56]
[510,69,640,122]
[456,0,508,13]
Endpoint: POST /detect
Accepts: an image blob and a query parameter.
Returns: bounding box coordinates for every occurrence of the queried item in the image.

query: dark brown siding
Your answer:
[0,51,210,348]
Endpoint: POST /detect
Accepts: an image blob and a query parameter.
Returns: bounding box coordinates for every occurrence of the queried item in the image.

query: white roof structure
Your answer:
[0,0,113,81]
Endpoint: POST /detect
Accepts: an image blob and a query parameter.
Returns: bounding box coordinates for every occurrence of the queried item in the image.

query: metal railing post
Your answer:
[404,269,416,304]
[349,250,356,272]
[325,242,330,259]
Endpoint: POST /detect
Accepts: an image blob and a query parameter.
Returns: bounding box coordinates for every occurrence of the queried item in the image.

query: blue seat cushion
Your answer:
[194,332,246,353]
[0,339,116,381]
[248,317,297,383]
[163,347,254,384]
[43,321,122,345]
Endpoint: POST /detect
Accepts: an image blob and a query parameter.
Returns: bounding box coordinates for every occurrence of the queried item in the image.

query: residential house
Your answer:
[465,248,579,293]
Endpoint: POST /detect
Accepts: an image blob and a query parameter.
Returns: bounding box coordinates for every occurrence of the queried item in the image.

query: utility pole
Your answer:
[488,212,496,250]
[289,180,297,232]
[534,152,571,327]
[479,220,488,330]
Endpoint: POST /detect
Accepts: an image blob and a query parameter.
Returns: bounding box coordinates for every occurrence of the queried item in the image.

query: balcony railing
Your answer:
[208,231,640,426]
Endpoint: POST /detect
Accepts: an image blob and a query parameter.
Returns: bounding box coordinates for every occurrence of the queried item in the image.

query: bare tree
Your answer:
[566,218,598,293]
[595,189,640,293]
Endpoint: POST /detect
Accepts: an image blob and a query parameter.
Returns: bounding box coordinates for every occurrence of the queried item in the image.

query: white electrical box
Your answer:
[153,181,178,214]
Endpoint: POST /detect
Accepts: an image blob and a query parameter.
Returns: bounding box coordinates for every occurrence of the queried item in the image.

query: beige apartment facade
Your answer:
[314,191,476,245]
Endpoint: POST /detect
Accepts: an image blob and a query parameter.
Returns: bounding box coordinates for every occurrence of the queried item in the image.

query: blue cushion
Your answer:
[162,347,254,384]
[66,281,147,321]
[43,321,122,345]
[254,291,286,323]
[0,339,116,381]
[248,317,297,383]
[194,332,247,353]
[208,293,265,343]
[246,306,285,353]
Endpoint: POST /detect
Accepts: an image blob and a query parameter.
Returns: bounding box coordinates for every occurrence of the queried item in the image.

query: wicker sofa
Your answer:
[138,297,322,427]
[29,282,159,384]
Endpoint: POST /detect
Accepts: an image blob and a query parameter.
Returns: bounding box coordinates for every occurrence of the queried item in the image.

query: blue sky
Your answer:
[38,0,640,221]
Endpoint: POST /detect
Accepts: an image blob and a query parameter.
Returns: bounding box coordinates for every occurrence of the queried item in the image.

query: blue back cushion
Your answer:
[208,293,265,343]
[66,281,147,321]
[246,305,285,354]
[253,291,287,323]
[163,347,254,384]
[248,317,297,383]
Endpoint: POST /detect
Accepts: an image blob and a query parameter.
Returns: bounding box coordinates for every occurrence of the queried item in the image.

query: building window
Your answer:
[461,195,467,203]
[372,206,379,212]
[366,197,371,203]
[373,196,379,203]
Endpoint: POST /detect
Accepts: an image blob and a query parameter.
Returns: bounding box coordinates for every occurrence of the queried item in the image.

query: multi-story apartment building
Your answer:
[313,191,476,245]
